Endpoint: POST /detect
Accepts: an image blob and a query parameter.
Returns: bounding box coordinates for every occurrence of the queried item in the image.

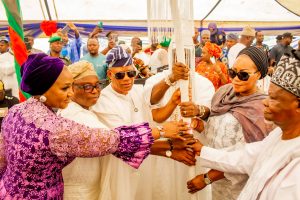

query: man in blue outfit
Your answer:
[57,22,82,63]
[81,38,108,80]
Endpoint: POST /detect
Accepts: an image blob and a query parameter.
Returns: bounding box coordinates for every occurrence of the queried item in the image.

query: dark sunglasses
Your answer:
[228,69,258,81]
[112,70,137,80]
[73,82,104,93]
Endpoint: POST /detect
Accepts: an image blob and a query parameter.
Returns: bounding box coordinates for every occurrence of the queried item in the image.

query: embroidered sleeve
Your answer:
[48,116,120,158]
[49,120,154,168]
[0,133,7,177]
[21,101,120,159]
[113,122,154,169]
[22,99,154,168]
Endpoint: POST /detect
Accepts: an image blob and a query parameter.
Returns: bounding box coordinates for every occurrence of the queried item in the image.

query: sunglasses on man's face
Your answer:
[228,69,258,81]
[112,70,137,80]
[73,82,104,93]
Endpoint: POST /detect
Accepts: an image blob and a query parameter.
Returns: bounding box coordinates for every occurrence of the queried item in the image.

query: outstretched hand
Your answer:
[162,121,191,140]
[187,174,207,193]
[171,149,196,166]
[67,22,77,31]
[190,140,202,156]
[172,137,196,150]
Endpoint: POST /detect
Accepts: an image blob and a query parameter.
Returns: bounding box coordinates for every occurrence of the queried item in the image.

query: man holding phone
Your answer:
[56,22,82,63]
[101,31,118,55]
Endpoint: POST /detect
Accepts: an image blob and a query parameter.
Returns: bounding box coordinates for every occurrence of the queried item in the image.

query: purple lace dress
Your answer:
[0,98,153,199]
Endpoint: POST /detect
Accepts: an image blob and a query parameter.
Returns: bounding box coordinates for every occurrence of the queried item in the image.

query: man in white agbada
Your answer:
[58,61,106,199]
[143,62,215,200]
[148,37,171,74]
[131,37,150,66]
[92,46,196,200]
[59,59,194,200]
[228,26,255,69]
[188,52,300,200]
[0,38,18,97]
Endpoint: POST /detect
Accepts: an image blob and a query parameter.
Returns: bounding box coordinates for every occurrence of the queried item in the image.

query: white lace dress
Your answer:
[203,112,248,200]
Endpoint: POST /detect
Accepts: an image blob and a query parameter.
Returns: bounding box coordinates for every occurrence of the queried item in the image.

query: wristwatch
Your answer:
[166,139,174,158]
[166,150,172,158]
[203,173,212,185]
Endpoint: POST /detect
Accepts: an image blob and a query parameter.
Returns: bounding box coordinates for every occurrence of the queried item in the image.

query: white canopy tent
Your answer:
[0,0,300,36]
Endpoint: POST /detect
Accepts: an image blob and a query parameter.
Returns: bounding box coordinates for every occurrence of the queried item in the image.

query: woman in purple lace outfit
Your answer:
[0,53,157,199]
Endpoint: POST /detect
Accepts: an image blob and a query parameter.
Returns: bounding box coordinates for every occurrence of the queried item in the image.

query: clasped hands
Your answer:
[161,120,203,166]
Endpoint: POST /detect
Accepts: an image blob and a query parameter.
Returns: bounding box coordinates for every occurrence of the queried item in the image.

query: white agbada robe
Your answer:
[92,84,153,200]
[228,43,246,69]
[257,75,271,94]
[199,127,300,200]
[148,48,168,74]
[134,51,150,66]
[57,102,106,200]
[0,51,18,97]
[143,70,215,200]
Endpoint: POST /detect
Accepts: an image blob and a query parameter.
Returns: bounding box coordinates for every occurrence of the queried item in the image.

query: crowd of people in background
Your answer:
[1,22,299,98]
[0,21,299,200]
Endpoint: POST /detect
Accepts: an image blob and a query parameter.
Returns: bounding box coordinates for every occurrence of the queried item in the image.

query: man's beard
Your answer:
[90,51,98,56]
[52,49,62,54]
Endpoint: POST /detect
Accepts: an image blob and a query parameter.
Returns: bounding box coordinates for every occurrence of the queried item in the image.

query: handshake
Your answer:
[154,120,203,166]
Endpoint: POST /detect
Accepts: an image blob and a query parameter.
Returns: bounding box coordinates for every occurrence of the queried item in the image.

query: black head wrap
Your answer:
[238,46,268,79]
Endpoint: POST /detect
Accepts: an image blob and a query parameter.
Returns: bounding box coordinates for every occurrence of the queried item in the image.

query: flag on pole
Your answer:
[2,0,30,101]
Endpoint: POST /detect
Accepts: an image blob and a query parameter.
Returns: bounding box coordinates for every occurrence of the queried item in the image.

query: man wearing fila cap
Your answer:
[228,26,256,68]
[0,36,9,54]
[188,50,300,200]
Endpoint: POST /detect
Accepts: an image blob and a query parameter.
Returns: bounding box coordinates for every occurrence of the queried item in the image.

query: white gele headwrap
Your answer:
[148,0,197,199]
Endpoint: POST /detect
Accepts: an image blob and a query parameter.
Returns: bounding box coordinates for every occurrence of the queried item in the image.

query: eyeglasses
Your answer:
[73,82,105,93]
[112,70,137,80]
[228,69,258,81]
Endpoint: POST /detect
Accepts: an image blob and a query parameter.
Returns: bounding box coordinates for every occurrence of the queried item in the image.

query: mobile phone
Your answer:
[61,24,71,34]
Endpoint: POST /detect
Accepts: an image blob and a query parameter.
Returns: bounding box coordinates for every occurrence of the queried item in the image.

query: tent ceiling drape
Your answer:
[0,0,300,36]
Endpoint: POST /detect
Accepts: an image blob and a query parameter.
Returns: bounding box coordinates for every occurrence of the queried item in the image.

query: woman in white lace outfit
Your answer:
[188,47,275,200]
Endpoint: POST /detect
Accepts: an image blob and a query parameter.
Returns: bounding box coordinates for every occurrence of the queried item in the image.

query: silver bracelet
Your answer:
[164,75,176,86]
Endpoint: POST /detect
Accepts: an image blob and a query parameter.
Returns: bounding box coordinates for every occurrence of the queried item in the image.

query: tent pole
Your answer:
[43,0,52,20]
[200,0,222,31]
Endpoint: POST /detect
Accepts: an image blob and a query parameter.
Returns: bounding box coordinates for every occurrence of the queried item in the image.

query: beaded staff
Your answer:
[148,0,197,199]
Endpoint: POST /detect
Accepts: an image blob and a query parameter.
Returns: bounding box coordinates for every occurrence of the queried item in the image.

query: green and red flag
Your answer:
[2,0,30,101]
